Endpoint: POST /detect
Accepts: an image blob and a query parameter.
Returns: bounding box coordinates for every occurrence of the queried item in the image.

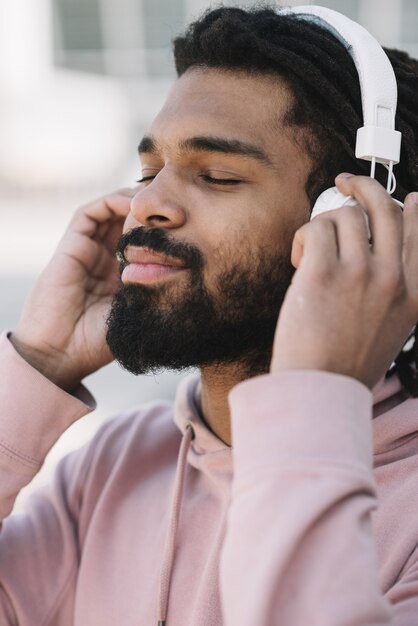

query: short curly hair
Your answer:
[173,6,418,394]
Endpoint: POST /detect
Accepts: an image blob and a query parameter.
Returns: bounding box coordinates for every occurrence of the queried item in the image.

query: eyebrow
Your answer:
[137,134,274,167]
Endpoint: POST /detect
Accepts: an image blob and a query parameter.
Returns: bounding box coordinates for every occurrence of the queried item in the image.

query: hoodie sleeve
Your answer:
[0,332,94,623]
[221,370,396,626]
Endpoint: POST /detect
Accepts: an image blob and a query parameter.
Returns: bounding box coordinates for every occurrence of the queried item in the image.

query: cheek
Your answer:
[258,195,311,258]
[200,226,256,288]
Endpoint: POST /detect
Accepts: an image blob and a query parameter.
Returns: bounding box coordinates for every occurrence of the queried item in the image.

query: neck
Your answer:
[200,360,267,446]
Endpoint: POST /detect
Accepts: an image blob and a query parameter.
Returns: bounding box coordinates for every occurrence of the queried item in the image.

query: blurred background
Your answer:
[1,0,417,509]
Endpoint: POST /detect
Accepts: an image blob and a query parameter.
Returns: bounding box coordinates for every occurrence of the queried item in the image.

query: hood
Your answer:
[173,374,232,483]
[173,371,416,457]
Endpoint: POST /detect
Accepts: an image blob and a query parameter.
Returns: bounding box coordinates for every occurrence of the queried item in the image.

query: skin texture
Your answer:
[10,68,418,446]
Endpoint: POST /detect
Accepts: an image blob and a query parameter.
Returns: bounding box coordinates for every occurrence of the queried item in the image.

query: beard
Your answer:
[106,226,294,378]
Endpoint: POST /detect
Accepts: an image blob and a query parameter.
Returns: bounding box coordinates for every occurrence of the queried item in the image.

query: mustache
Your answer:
[116,227,204,269]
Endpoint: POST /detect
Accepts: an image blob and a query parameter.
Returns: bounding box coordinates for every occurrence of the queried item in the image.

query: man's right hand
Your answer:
[10,189,135,392]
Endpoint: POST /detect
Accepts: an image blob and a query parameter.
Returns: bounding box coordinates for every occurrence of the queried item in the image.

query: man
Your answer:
[1,6,418,625]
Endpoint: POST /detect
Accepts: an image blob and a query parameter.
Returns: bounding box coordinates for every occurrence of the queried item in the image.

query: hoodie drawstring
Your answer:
[157,422,194,626]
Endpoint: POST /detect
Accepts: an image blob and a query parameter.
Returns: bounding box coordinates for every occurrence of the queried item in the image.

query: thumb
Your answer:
[290,223,308,268]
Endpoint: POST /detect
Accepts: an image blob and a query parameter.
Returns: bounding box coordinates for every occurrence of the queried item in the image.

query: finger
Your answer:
[291,218,338,273]
[329,205,370,265]
[67,188,135,238]
[402,192,418,297]
[335,174,403,260]
[102,219,127,256]
[94,216,125,246]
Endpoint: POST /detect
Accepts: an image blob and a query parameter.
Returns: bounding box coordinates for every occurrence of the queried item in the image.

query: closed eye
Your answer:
[136,176,156,183]
[136,174,242,186]
[201,175,242,185]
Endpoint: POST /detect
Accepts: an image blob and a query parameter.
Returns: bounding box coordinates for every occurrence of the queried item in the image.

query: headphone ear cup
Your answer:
[310,186,360,220]
[311,185,373,240]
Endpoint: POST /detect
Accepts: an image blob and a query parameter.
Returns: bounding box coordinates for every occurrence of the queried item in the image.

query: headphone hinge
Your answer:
[355,125,402,165]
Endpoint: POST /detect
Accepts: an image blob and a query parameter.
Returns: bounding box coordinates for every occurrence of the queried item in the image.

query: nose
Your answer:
[129,174,187,229]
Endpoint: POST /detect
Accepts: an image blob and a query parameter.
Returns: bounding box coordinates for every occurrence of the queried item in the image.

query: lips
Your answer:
[120,245,186,284]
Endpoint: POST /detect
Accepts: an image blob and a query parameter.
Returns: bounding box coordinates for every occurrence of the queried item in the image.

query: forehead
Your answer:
[148,68,294,151]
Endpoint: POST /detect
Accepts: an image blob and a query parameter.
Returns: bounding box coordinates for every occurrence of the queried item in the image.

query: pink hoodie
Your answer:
[1,329,418,625]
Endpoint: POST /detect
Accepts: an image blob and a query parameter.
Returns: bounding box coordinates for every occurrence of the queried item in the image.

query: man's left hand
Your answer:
[270,174,418,389]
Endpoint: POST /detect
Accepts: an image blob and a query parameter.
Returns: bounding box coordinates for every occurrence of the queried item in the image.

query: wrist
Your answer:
[8,333,81,392]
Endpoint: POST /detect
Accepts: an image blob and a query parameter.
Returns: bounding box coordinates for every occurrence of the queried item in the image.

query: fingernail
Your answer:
[336,172,354,179]
[411,192,418,205]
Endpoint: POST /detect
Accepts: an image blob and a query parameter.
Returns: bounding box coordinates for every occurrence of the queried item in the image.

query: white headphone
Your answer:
[280,5,402,219]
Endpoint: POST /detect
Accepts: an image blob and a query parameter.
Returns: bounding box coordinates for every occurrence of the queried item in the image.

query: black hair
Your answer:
[173,5,418,394]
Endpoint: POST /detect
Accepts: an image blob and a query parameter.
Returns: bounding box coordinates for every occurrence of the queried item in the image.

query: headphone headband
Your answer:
[279,5,402,167]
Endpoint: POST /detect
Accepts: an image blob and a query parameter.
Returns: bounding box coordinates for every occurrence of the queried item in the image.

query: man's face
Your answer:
[106,68,312,376]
